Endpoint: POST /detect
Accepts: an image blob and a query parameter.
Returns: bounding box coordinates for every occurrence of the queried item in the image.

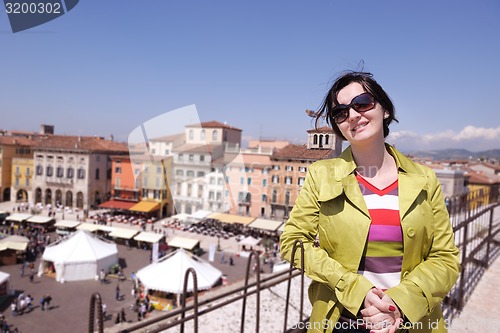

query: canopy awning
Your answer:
[0,235,29,251]
[26,216,55,224]
[247,218,284,232]
[133,232,164,244]
[167,236,200,251]
[0,271,10,285]
[5,213,32,223]
[108,228,139,240]
[54,220,81,229]
[208,213,255,225]
[239,236,261,247]
[77,223,101,232]
[129,201,160,213]
[99,199,136,210]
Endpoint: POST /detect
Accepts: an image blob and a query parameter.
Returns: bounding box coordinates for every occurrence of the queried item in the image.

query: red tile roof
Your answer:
[272,144,334,161]
[36,135,128,153]
[0,136,39,146]
[307,126,334,134]
[186,121,242,131]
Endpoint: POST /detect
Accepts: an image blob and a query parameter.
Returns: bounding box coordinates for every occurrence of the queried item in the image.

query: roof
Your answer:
[149,133,185,143]
[307,126,334,133]
[5,213,32,222]
[207,213,255,225]
[99,199,137,210]
[42,230,118,263]
[167,236,200,251]
[108,227,139,240]
[247,218,284,232]
[0,235,30,251]
[133,232,164,243]
[136,248,222,293]
[186,120,242,131]
[0,271,9,285]
[0,136,38,146]
[35,135,128,153]
[54,220,81,229]
[76,223,101,232]
[26,216,54,224]
[129,201,160,213]
[272,144,334,161]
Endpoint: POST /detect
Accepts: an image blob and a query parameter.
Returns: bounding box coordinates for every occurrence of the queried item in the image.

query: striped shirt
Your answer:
[356,174,403,291]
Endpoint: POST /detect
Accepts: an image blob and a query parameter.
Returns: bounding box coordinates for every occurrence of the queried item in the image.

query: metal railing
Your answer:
[89,188,500,332]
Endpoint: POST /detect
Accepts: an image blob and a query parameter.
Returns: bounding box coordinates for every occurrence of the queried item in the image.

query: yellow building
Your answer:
[11,157,34,202]
[0,137,36,202]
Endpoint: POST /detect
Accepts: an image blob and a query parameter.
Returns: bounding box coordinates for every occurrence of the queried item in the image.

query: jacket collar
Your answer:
[318,144,428,220]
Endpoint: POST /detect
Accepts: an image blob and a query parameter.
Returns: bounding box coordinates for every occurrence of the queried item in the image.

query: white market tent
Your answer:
[41,230,118,282]
[190,210,212,220]
[133,232,164,244]
[54,220,81,229]
[136,248,222,293]
[247,218,284,232]
[239,236,261,247]
[0,271,9,296]
[0,271,9,285]
[108,227,139,240]
[0,235,29,251]
[5,213,32,223]
[167,236,200,251]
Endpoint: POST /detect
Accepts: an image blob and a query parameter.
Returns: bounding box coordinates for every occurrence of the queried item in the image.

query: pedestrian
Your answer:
[229,256,234,266]
[29,269,34,283]
[115,284,120,301]
[44,294,52,310]
[99,269,106,284]
[280,70,461,332]
[120,308,126,323]
[40,296,45,311]
[102,303,107,319]
[220,251,225,264]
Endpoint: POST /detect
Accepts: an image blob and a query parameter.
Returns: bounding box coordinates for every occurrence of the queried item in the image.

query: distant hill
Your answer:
[405,149,500,160]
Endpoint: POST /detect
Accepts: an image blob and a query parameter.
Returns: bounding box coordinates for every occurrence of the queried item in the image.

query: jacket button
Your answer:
[407,228,415,238]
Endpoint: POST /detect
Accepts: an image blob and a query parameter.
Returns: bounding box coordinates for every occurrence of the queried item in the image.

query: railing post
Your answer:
[457,220,468,311]
[180,267,199,333]
[283,239,305,333]
[89,292,103,333]
[485,207,494,267]
[240,251,261,333]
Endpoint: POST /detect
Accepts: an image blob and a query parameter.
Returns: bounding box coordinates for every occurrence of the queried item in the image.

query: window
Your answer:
[15,177,19,186]
[212,130,218,141]
[143,177,148,187]
[285,176,292,185]
[272,165,280,170]
[46,166,53,177]
[25,178,30,187]
[178,154,184,161]
[313,134,318,144]
[57,167,64,178]
[116,178,121,188]
[67,167,74,178]
[325,135,329,145]
[285,166,293,172]
[272,189,277,203]
[189,129,194,140]
[115,167,121,174]
[164,149,170,155]
[189,154,194,161]
[272,175,279,184]
[200,130,205,140]
[247,178,252,185]
[95,169,100,180]
[25,167,30,176]
[15,166,20,175]
[298,166,307,172]
[209,177,215,185]
[240,177,244,185]
[200,155,205,162]
[262,179,267,187]
[77,168,85,179]
[186,170,195,178]
[197,171,205,178]
[298,177,305,186]
[157,166,162,173]
[285,190,291,205]
[217,178,223,185]
[209,191,215,200]
[36,165,43,175]
[176,169,184,177]
[262,194,267,202]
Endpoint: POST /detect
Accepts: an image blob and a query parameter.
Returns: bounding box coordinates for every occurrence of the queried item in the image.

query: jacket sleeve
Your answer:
[386,170,461,323]
[279,163,374,316]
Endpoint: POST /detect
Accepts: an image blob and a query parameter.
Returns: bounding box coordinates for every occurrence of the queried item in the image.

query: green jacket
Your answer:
[280,145,460,333]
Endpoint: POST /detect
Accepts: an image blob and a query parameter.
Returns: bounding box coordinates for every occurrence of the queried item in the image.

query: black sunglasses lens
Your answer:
[352,94,375,112]
[333,107,349,124]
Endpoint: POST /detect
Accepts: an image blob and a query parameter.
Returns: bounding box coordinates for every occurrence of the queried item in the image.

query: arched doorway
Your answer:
[16,189,28,202]
[65,191,73,207]
[45,189,52,205]
[55,190,63,207]
[2,188,10,202]
[76,192,84,209]
[35,188,42,203]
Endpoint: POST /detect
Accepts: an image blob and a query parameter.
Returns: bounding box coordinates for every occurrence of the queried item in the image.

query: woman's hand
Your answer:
[361,288,403,333]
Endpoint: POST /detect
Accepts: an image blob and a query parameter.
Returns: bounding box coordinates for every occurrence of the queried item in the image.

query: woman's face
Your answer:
[335,82,386,146]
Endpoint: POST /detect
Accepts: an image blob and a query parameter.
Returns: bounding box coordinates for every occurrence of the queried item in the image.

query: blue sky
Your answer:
[1,1,499,152]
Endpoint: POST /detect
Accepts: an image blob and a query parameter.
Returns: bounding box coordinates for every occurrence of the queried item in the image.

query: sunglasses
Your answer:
[330,92,376,124]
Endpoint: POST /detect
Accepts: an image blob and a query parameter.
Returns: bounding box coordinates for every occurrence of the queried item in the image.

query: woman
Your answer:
[280,71,460,333]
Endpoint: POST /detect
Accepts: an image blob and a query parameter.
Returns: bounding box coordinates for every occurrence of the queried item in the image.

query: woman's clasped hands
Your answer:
[361,288,404,333]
